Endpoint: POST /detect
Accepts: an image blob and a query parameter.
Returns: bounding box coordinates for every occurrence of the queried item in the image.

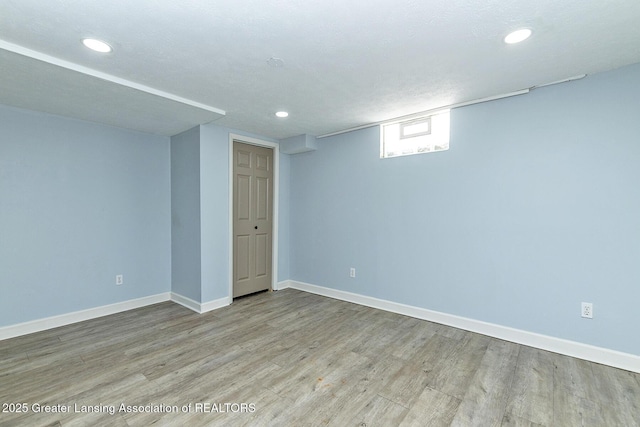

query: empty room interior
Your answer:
[1,1,640,426]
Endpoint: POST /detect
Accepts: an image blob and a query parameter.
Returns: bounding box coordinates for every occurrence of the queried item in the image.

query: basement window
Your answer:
[380,110,450,158]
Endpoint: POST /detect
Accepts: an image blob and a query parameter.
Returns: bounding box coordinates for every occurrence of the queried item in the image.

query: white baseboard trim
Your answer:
[0,293,171,341]
[170,292,231,314]
[288,280,640,373]
[170,292,201,313]
[275,280,293,290]
[200,297,232,313]
[0,291,233,341]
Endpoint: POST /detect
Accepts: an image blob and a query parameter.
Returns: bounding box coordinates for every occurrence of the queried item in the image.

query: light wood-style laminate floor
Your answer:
[1,289,639,426]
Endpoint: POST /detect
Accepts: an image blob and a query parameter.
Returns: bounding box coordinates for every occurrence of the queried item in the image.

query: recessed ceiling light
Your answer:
[504,28,532,44]
[275,111,289,118]
[82,38,112,53]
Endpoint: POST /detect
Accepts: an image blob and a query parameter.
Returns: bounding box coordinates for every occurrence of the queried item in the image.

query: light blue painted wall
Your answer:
[0,105,171,326]
[170,126,202,302]
[289,62,640,355]
[278,153,291,281]
[199,123,229,302]
[196,123,288,302]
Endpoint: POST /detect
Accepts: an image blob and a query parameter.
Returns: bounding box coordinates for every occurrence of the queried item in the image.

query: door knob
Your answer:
[254,226,258,229]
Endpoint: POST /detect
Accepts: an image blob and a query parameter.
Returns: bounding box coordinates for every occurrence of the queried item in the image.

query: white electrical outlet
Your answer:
[581,302,593,319]
[116,274,124,285]
[350,268,356,278]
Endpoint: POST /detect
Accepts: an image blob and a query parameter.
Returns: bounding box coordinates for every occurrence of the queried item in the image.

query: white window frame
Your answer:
[380,110,450,159]
[400,116,431,139]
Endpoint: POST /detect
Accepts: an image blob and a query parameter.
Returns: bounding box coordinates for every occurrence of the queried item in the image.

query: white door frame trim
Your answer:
[228,134,280,301]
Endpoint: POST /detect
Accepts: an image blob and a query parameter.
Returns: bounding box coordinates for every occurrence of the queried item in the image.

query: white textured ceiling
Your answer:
[1,0,640,139]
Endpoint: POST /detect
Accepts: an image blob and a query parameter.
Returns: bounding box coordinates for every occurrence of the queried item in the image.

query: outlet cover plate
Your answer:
[581,302,593,319]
